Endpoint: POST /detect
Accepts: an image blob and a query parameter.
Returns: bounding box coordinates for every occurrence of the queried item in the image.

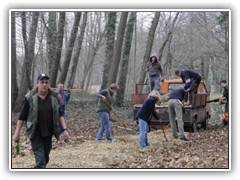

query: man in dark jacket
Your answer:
[95,83,119,142]
[220,80,229,115]
[12,73,70,168]
[136,90,160,148]
[168,87,188,141]
[146,54,163,92]
[175,69,202,104]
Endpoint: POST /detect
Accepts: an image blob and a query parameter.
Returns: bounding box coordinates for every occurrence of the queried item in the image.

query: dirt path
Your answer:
[11,127,229,169]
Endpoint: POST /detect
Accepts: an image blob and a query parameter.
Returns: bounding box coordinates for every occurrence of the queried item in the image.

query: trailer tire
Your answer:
[201,118,208,130]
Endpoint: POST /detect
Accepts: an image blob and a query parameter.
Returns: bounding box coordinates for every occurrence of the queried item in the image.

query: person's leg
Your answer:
[189,83,198,104]
[174,101,185,139]
[138,118,148,147]
[168,100,178,138]
[102,112,112,142]
[150,77,155,92]
[31,135,47,168]
[96,112,105,141]
[153,76,161,91]
[44,136,52,166]
[145,124,150,146]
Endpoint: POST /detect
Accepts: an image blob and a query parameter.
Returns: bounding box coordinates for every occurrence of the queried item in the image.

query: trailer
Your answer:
[132,79,211,132]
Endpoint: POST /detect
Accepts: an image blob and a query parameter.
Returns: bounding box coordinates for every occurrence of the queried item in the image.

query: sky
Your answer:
[2,0,239,179]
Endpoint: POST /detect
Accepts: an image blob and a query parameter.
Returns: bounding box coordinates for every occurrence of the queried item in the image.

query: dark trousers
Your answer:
[188,76,201,104]
[31,135,52,168]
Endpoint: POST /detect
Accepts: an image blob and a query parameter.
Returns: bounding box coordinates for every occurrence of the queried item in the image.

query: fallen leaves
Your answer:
[11,101,229,169]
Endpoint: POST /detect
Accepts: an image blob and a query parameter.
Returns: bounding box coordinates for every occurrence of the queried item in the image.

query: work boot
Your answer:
[179,137,188,141]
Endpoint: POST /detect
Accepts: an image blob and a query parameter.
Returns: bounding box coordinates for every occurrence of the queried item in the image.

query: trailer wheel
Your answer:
[201,118,208,130]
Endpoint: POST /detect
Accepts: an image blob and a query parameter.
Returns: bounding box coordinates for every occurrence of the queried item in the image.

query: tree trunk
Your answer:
[100,12,117,90]
[50,12,65,87]
[158,12,179,63]
[67,12,88,88]
[116,12,136,106]
[13,12,39,112]
[79,29,105,89]
[11,11,18,110]
[46,12,57,75]
[108,12,128,86]
[138,12,160,86]
[58,12,81,84]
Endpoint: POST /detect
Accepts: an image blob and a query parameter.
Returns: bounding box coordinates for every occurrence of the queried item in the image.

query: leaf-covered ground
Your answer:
[11,97,229,169]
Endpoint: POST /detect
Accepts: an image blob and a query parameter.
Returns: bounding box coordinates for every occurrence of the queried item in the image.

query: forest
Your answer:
[11,10,229,169]
[11,10,229,111]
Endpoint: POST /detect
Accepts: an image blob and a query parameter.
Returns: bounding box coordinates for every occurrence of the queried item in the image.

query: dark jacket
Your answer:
[180,70,201,90]
[222,85,229,102]
[146,56,163,77]
[136,97,159,123]
[169,88,186,102]
[96,88,114,113]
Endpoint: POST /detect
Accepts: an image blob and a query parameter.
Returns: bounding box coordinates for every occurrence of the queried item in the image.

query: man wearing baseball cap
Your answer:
[12,73,70,168]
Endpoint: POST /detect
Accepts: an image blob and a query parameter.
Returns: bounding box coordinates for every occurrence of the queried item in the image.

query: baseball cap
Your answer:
[37,73,49,81]
[110,83,119,89]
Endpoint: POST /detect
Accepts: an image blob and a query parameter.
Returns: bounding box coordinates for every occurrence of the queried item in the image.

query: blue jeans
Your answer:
[138,118,149,148]
[148,76,160,92]
[96,112,112,141]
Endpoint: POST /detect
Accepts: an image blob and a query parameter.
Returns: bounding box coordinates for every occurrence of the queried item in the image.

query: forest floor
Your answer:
[11,94,229,169]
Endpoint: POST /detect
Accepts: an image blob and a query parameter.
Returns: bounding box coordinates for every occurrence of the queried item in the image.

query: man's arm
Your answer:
[96,89,108,100]
[59,116,70,142]
[182,72,191,90]
[12,120,24,143]
[12,99,29,143]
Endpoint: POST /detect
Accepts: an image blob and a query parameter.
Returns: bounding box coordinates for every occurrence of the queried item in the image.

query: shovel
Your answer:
[103,100,133,131]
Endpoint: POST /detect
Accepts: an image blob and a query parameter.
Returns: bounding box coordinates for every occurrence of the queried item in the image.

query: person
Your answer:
[95,83,119,142]
[136,90,161,148]
[175,69,202,104]
[57,83,71,133]
[168,87,188,141]
[219,80,229,125]
[12,73,70,168]
[146,54,163,92]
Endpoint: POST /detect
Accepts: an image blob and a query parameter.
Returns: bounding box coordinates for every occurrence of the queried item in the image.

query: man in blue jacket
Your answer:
[175,69,202,104]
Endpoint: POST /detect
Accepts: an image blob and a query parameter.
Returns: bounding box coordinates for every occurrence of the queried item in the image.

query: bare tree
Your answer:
[79,13,105,90]
[68,12,88,88]
[108,12,128,85]
[116,12,136,106]
[138,12,160,86]
[100,12,117,90]
[158,12,179,62]
[11,11,18,109]
[58,12,81,85]
[50,12,65,87]
[46,12,57,75]
[13,12,39,112]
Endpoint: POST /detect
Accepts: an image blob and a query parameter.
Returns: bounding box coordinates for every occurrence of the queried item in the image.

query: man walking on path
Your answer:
[12,73,70,168]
